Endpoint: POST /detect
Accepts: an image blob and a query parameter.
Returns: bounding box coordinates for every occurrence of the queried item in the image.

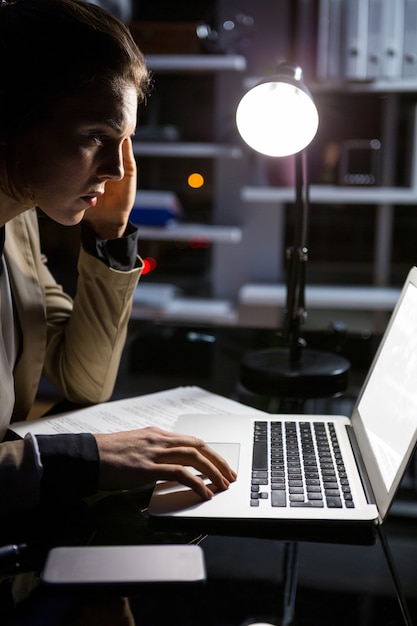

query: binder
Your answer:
[380,0,405,78]
[402,0,417,77]
[316,0,331,79]
[343,0,369,80]
[366,0,385,79]
[327,0,344,79]
[316,0,344,80]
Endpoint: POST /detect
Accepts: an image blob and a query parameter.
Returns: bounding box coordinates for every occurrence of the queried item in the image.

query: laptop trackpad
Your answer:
[206,442,240,473]
[149,442,240,514]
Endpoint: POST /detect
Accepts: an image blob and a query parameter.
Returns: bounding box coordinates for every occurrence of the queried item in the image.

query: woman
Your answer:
[0,0,235,540]
[0,1,236,622]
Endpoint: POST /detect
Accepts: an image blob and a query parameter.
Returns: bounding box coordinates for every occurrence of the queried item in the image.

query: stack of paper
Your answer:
[9,386,265,438]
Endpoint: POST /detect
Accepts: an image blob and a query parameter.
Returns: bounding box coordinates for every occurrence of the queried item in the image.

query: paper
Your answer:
[9,386,265,438]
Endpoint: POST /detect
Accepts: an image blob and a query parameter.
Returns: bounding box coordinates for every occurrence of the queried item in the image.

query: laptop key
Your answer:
[252,441,268,470]
[307,492,323,500]
[290,501,324,508]
[271,490,286,507]
[306,485,321,492]
[326,497,343,508]
[323,481,338,489]
[252,470,268,479]
[306,478,320,486]
[289,486,304,494]
[252,477,268,485]
[289,494,305,502]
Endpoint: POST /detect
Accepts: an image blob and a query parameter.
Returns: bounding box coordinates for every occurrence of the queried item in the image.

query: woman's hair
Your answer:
[0,0,151,205]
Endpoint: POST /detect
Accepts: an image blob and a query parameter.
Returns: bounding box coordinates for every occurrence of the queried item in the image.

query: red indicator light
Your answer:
[142,257,157,274]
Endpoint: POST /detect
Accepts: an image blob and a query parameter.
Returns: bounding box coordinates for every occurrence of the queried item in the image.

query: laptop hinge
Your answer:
[346,424,377,507]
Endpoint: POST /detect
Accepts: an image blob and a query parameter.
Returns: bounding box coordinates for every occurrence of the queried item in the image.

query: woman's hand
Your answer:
[83,138,137,240]
[94,427,238,501]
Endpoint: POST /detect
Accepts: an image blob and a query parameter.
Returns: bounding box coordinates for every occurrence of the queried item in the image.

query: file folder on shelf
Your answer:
[380,0,405,78]
[344,0,369,80]
[316,0,344,80]
[402,0,417,78]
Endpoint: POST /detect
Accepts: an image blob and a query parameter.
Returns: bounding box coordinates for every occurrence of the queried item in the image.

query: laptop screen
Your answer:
[356,279,417,495]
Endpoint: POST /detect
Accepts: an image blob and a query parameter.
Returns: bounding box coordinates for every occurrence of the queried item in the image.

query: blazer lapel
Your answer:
[5,211,47,421]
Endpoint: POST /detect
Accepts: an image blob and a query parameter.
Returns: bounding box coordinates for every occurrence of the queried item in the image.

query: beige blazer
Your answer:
[0,209,142,514]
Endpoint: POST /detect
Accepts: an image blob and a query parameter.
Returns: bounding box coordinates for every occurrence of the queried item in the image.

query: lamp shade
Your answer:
[236,64,319,157]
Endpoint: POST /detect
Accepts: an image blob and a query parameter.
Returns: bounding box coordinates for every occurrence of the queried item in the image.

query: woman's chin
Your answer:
[42,208,86,227]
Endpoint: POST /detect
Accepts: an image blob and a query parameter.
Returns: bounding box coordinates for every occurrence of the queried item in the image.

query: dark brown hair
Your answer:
[0,0,150,204]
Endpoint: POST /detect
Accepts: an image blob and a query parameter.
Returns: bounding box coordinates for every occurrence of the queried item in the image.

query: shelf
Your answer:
[131,285,237,325]
[244,76,417,94]
[311,79,417,94]
[132,141,242,159]
[239,284,401,311]
[137,223,242,244]
[145,54,247,73]
[130,282,401,328]
[242,185,417,205]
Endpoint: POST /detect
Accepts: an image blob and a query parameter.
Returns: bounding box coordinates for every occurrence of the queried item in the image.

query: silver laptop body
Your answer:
[149,267,417,545]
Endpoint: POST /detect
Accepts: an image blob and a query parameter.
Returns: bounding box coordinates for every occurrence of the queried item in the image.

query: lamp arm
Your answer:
[283,150,309,361]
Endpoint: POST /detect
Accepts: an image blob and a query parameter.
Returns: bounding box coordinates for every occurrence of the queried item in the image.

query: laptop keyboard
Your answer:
[250,420,355,509]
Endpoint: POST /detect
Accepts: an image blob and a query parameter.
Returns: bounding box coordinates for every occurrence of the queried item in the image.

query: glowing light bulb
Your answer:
[188,172,205,189]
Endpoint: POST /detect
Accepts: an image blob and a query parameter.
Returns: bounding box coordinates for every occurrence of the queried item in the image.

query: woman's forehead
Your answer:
[53,83,138,132]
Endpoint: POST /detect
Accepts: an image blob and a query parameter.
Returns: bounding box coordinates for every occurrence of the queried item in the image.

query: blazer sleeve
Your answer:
[1,213,143,517]
[0,436,42,516]
[42,245,143,405]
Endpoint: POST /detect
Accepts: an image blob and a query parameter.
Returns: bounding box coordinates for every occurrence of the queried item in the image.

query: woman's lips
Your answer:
[81,193,101,207]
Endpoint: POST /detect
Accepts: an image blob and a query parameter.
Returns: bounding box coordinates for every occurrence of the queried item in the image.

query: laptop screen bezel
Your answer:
[351,266,417,521]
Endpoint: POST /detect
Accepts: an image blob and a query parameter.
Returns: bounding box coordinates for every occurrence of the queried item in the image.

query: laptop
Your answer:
[148,267,417,545]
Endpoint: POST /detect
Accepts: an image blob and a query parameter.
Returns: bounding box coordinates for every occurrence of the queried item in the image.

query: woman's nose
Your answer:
[97,144,124,181]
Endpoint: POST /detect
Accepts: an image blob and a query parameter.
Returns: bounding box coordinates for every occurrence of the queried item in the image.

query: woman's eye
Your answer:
[84,133,106,146]
[91,135,105,146]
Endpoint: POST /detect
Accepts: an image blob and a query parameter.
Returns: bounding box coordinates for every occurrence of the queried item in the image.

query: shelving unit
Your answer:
[131,53,247,324]
[130,9,417,332]
[231,75,417,331]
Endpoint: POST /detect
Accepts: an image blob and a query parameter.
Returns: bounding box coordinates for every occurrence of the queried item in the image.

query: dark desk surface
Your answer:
[76,490,417,626]
[4,461,415,625]
[130,513,417,626]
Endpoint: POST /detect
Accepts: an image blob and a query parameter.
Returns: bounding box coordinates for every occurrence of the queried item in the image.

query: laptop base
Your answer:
[147,513,378,546]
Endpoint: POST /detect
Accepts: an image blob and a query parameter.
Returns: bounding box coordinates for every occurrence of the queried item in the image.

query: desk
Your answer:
[151,514,417,626]
[3,459,416,625]
[86,491,417,626]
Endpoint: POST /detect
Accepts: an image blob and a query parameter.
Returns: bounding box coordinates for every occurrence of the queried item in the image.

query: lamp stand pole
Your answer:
[284,150,309,362]
[240,151,351,404]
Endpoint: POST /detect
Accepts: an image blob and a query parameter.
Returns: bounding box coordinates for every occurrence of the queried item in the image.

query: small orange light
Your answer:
[188,172,204,189]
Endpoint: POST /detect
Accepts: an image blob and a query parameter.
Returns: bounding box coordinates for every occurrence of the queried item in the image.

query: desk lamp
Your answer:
[236,63,350,401]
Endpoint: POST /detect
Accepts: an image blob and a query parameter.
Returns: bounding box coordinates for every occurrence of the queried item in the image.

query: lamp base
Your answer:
[240,347,350,400]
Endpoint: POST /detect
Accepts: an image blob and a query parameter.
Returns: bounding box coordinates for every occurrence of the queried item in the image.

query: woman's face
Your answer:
[18,82,138,225]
